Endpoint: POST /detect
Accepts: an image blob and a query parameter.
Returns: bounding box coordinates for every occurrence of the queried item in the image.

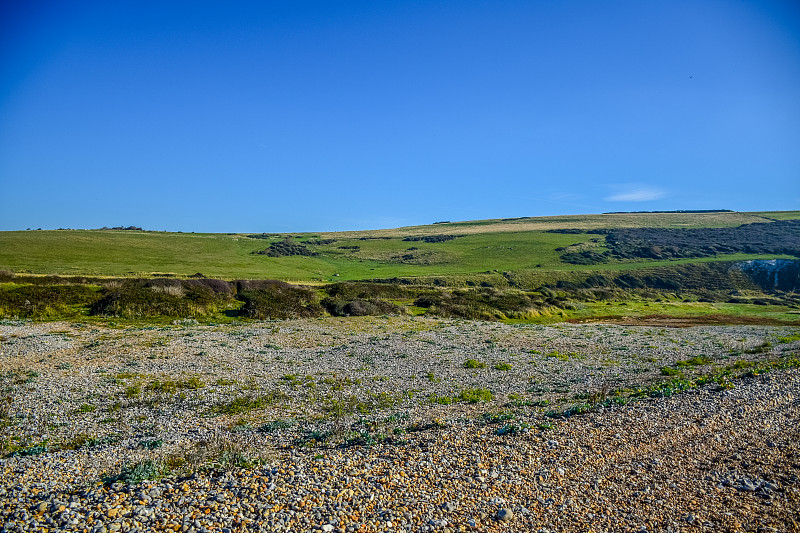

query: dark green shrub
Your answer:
[252,237,317,257]
[0,284,102,318]
[322,297,401,317]
[238,283,323,319]
[560,251,609,265]
[324,282,411,300]
[413,287,548,320]
[91,284,188,318]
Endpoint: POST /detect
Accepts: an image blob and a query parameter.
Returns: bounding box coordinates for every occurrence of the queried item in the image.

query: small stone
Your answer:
[322,525,334,532]
[441,501,458,512]
[496,508,513,522]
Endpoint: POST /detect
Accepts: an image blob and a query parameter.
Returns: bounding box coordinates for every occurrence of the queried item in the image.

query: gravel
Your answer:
[1,317,799,532]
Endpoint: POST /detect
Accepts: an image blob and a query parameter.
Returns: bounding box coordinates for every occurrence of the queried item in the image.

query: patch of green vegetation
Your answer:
[7,440,49,457]
[259,418,297,432]
[102,459,170,485]
[463,358,487,369]
[323,391,399,417]
[145,375,205,393]
[495,422,530,436]
[675,356,712,367]
[493,362,513,371]
[744,341,772,354]
[482,412,515,424]
[63,433,120,450]
[778,333,800,343]
[458,388,493,403]
[209,393,285,416]
[546,350,570,361]
[138,438,163,450]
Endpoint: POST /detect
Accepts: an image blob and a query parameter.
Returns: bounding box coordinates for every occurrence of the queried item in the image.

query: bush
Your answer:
[402,235,460,243]
[463,359,487,369]
[0,284,102,319]
[322,297,400,317]
[252,237,317,257]
[413,287,550,320]
[238,283,323,319]
[91,284,188,318]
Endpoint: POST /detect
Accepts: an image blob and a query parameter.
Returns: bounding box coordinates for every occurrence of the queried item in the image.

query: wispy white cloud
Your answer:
[543,192,601,211]
[604,186,666,202]
[547,192,583,202]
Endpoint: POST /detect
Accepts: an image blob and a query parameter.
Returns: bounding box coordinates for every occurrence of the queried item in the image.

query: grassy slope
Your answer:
[0,211,797,280]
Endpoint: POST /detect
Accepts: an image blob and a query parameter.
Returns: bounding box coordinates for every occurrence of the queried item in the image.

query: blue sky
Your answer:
[1,0,798,232]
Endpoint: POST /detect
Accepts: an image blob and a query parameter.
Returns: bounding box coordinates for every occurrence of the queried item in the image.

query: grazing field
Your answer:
[1,317,799,531]
[1,211,798,281]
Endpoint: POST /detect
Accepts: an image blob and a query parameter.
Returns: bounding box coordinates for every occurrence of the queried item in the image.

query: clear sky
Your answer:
[1,0,799,232]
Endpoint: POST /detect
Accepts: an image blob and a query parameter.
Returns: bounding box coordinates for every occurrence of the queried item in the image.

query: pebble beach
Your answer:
[1,317,798,532]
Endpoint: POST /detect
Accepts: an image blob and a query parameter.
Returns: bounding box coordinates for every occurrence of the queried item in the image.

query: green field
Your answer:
[1,211,798,281]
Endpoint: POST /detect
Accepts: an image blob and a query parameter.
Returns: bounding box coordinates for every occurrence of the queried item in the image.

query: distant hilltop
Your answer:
[603,210,733,214]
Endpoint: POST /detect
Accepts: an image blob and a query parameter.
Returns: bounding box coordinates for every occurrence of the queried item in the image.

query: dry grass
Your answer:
[319,212,773,239]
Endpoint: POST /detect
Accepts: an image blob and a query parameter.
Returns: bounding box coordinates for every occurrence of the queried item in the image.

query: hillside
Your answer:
[0,211,798,281]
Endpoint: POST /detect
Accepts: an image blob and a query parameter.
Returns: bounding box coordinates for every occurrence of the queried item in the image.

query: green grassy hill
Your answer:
[1,211,798,281]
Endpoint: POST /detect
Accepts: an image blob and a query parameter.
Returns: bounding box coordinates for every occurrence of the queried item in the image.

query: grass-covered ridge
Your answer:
[0,211,798,280]
[1,211,799,325]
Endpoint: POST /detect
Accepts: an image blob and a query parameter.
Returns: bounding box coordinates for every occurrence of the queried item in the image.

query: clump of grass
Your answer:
[138,438,163,450]
[8,441,49,457]
[430,388,493,404]
[676,356,712,367]
[259,418,296,433]
[146,375,205,393]
[744,341,772,354]
[429,394,454,405]
[482,412,515,424]
[77,404,96,413]
[63,433,120,450]
[209,393,284,416]
[103,459,169,484]
[493,362,512,371]
[496,422,530,436]
[458,388,493,403]
[323,391,399,418]
[660,367,682,376]
[463,359,486,369]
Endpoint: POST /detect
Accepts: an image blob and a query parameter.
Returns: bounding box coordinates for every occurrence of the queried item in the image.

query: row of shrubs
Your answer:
[4,260,797,320]
[0,275,571,321]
